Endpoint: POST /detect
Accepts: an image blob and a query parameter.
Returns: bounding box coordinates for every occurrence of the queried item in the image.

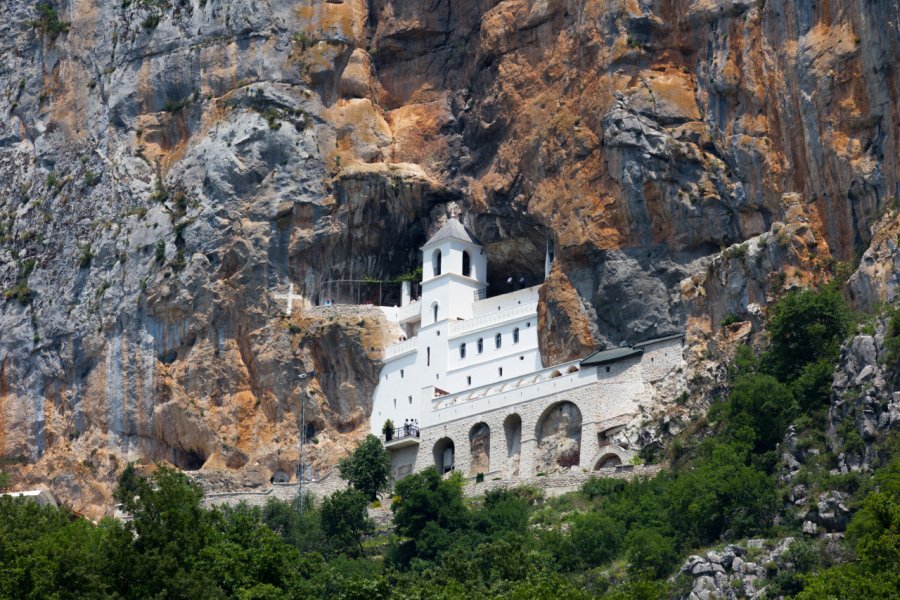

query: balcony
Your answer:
[384,336,417,360]
[383,425,421,449]
[447,302,538,338]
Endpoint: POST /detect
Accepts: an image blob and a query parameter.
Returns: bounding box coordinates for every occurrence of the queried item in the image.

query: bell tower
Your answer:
[420,218,486,323]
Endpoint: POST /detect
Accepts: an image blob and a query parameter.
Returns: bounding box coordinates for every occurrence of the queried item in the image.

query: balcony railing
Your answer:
[383,425,420,443]
[473,287,488,300]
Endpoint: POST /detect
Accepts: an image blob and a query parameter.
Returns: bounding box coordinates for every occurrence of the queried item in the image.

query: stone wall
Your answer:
[202,464,663,508]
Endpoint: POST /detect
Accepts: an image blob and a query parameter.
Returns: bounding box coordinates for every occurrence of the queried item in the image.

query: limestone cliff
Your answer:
[0,0,897,516]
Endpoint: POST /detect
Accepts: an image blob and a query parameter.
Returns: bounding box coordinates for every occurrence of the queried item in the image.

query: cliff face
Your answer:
[0,0,897,516]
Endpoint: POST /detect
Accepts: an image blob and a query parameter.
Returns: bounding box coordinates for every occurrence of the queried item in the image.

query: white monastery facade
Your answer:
[370,219,685,482]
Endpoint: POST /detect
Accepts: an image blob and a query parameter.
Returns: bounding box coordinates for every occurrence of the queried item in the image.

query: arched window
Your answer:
[432,302,439,323]
[432,249,442,276]
[462,251,471,277]
[477,338,484,354]
[495,333,502,349]
[513,327,520,343]
[427,346,431,367]
[459,343,466,359]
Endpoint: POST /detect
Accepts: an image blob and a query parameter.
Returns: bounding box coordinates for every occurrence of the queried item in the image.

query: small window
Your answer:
[432,249,442,276]
[400,369,404,378]
[513,327,520,343]
[498,367,503,377]
[495,333,502,349]
[432,303,439,323]
[427,347,431,367]
[459,343,467,359]
[526,322,531,327]
[477,338,484,354]
[466,376,472,385]
[519,356,524,360]
[462,251,471,277]
[393,398,397,409]
[605,366,610,373]
[408,396,412,404]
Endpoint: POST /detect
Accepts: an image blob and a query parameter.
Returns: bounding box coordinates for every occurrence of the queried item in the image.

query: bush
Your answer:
[320,489,373,557]
[762,285,850,381]
[31,2,70,39]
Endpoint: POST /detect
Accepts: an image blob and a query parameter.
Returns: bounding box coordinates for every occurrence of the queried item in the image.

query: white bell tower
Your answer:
[420,218,487,323]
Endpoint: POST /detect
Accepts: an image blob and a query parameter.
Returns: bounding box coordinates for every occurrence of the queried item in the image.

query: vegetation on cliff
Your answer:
[1,288,898,598]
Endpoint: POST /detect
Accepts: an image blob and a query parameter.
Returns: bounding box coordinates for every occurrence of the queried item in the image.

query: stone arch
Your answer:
[550,370,562,378]
[469,422,490,475]
[589,446,630,471]
[594,454,622,469]
[433,437,455,474]
[503,414,522,477]
[534,401,582,473]
[272,470,291,483]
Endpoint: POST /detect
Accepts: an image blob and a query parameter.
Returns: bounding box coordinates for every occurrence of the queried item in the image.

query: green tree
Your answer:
[567,512,625,567]
[722,373,794,453]
[762,285,849,381]
[260,496,323,554]
[623,528,679,579]
[320,489,374,557]
[338,434,392,501]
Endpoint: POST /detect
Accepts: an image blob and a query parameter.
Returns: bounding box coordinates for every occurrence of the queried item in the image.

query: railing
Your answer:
[383,425,420,443]
[384,336,417,359]
[431,359,585,411]
[397,300,421,322]
[448,302,538,337]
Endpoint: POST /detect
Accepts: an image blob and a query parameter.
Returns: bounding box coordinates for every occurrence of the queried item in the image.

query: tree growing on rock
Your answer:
[338,434,392,501]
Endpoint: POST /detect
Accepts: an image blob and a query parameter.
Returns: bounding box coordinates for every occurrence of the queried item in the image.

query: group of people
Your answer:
[403,418,420,437]
[507,274,528,289]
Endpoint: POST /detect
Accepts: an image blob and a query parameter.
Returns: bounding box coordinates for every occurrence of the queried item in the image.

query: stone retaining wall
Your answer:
[202,464,663,508]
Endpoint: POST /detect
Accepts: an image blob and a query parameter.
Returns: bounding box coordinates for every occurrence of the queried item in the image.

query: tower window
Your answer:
[427,347,431,367]
[400,369,404,378]
[459,343,466,359]
[462,251,471,277]
[408,396,412,404]
[495,333,502,349]
[477,338,483,353]
[513,327,520,343]
[432,249,442,276]
[466,376,471,385]
[432,303,439,323]
[498,367,503,377]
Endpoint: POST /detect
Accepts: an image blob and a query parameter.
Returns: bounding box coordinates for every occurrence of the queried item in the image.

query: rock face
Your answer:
[0,0,898,516]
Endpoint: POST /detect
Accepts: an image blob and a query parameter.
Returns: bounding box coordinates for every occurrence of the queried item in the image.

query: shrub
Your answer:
[78,246,93,268]
[155,240,166,263]
[31,2,70,39]
[720,312,740,327]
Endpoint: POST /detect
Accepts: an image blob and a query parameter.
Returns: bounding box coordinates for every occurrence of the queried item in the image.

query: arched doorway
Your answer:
[433,437,455,474]
[503,414,522,477]
[534,401,582,473]
[469,423,490,475]
[594,454,622,470]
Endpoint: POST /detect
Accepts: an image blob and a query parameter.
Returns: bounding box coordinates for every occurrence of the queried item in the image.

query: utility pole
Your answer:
[296,371,313,512]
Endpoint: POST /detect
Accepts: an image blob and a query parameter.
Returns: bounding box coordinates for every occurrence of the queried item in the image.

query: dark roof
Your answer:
[422,218,481,248]
[633,333,684,348]
[580,346,643,367]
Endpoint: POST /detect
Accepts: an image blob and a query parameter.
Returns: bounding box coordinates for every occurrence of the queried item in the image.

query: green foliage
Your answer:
[884,307,900,379]
[77,245,93,268]
[0,472,7,491]
[720,312,740,327]
[155,240,166,264]
[83,170,101,187]
[718,373,794,454]
[338,434,392,501]
[762,285,850,381]
[796,460,900,599]
[320,489,373,557]
[30,2,70,39]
